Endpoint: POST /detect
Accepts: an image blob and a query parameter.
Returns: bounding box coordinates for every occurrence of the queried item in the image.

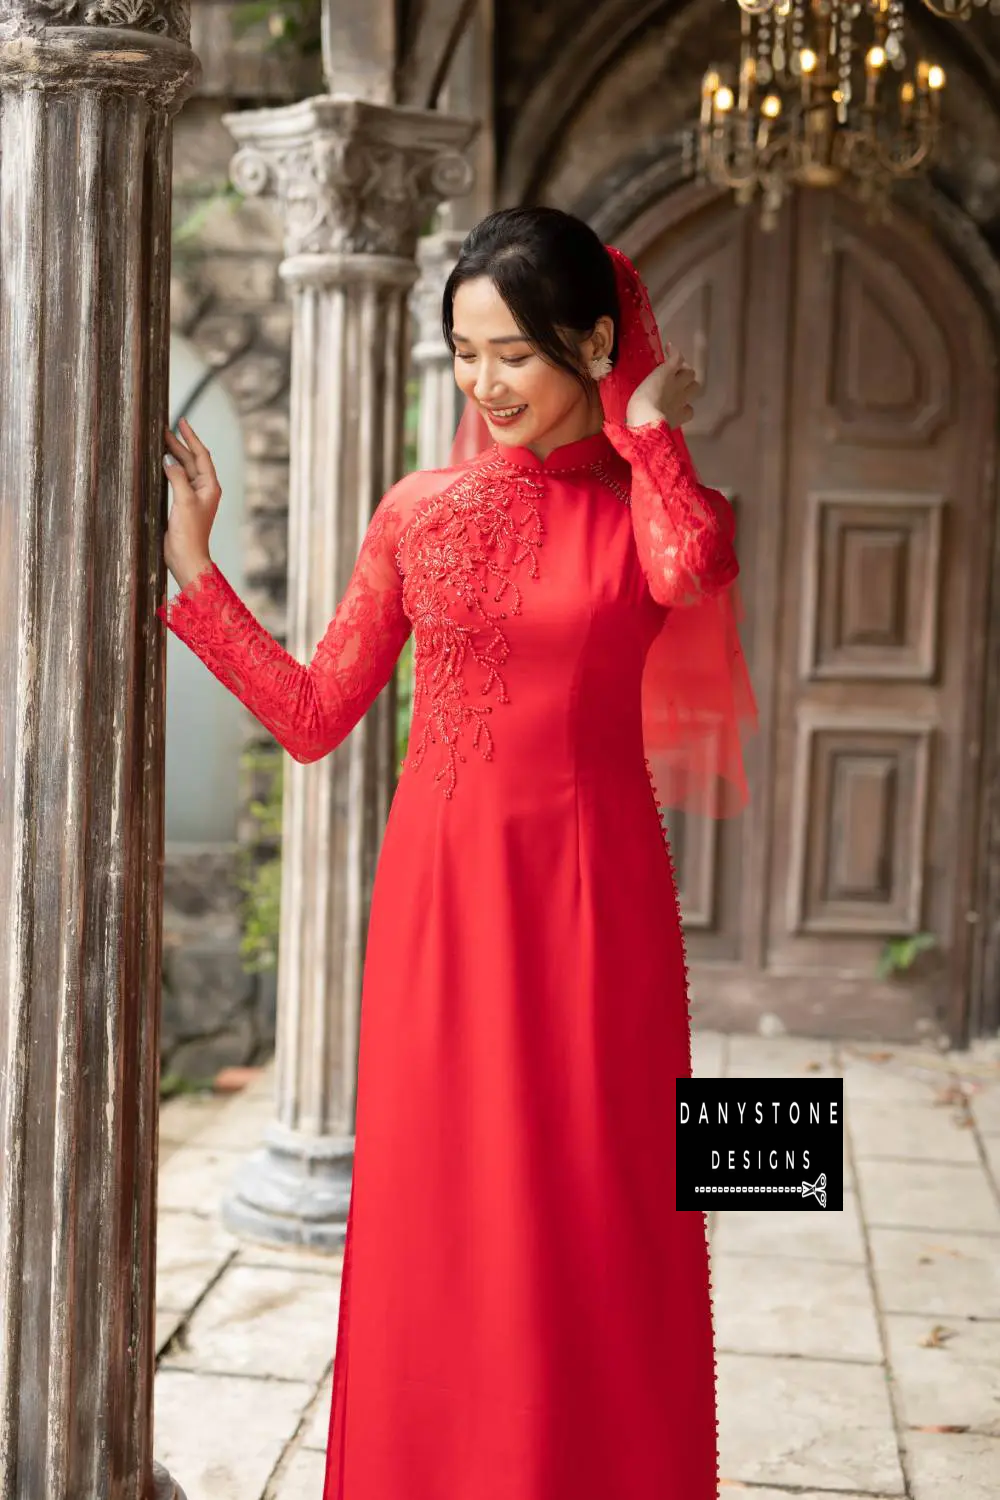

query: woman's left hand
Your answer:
[626,344,700,429]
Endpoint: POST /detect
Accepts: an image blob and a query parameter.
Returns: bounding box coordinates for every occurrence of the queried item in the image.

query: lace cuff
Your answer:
[604,419,739,608]
[158,546,411,764]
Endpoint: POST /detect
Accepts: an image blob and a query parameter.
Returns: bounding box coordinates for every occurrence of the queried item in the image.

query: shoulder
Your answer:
[378,454,495,528]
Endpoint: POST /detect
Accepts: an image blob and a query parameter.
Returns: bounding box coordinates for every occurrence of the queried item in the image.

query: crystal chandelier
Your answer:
[919,0,994,14]
[696,0,960,228]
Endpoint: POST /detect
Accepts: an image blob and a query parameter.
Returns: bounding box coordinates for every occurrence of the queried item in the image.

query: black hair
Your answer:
[442,207,620,389]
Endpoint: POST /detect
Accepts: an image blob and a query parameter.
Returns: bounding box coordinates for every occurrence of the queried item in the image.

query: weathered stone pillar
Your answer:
[0,4,196,1499]
[220,97,475,1249]
[413,230,464,468]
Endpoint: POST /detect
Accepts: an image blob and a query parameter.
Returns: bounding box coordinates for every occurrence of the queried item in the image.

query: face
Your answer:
[451,277,613,460]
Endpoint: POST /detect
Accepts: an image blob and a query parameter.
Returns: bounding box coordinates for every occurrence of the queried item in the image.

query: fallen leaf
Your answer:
[918,1324,958,1347]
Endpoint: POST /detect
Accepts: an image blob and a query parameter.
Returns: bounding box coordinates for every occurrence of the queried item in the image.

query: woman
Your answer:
[161,207,755,1500]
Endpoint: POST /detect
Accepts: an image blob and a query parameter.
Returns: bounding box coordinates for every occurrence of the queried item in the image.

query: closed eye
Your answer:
[454,351,532,365]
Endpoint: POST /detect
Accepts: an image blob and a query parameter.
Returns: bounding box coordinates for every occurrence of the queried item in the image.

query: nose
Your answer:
[472,357,506,404]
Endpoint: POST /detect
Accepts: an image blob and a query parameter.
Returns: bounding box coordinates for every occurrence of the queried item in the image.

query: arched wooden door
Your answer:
[629,186,997,1042]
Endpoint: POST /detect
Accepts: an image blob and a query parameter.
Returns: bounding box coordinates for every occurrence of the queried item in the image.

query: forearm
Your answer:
[604,419,738,606]
[160,563,408,763]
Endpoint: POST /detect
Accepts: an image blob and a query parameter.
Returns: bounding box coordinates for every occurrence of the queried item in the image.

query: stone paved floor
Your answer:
[154,1031,1000,1499]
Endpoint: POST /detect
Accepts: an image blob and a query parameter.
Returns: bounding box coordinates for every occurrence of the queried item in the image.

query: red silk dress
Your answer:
[161,420,738,1500]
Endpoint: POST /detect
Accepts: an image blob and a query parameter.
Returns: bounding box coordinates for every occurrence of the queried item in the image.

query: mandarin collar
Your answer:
[494,428,616,472]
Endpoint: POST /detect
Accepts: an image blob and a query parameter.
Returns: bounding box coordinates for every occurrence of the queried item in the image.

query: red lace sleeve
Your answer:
[158,496,411,764]
[603,419,738,607]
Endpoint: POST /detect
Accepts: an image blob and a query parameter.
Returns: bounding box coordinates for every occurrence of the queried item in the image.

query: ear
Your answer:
[581,314,615,365]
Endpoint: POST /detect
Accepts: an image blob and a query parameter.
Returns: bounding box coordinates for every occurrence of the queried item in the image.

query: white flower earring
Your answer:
[588,353,613,381]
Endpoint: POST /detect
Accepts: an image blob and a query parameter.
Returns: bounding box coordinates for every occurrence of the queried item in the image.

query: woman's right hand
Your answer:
[163,418,222,589]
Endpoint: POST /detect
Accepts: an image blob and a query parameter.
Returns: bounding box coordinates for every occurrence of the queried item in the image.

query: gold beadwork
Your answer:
[396,458,545,799]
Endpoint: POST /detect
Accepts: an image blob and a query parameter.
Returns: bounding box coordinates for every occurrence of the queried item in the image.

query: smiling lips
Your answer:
[483,404,527,426]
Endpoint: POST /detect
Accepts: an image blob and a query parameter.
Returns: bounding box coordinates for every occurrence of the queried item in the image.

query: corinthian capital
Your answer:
[226,97,477,262]
[412,231,465,351]
[0,0,190,39]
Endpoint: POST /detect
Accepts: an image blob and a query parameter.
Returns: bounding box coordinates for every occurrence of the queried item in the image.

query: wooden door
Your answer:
[632,186,997,1042]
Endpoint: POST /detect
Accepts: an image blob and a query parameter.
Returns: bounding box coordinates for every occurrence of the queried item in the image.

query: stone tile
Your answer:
[159,1139,181,1169]
[969,1083,1000,1136]
[236,1241,344,1277]
[725,1034,840,1077]
[840,1050,958,1106]
[855,1159,1000,1233]
[299,1389,332,1452]
[266,1444,328,1499]
[883,1313,1000,1434]
[691,1029,727,1078]
[907,1431,1000,1500]
[154,1370,313,1500]
[185,1093,277,1152]
[156,1307,186,1357]
[869,1227,1000,1320]
[712,1187,866,1264]
[158,1146,242,1216]
[729,1493,879,1500]
[848,1098,980,1163]
[713,1254,882,1361]
[984,1134,1000,1189]
[717,1351,903,1493]
[244,1066,278,1101]
[159,1092,231,1147]
[156,1210,238,1311]
[159,1263,342,1384]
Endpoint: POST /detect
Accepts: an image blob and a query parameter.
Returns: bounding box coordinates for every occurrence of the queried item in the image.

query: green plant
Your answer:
[237,747,284,975]
[159,1073,213,1101]
[877,931,938,980]
[233,0,322,54]
[172,181,243,249]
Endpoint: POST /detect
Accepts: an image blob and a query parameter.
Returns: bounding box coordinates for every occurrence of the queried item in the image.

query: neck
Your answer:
[526,387,605,461]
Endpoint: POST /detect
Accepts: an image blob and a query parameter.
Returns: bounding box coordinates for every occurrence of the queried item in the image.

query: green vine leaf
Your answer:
[877,931,938,980]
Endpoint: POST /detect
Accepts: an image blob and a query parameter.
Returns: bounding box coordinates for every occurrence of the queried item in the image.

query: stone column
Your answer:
[220,97,475,1250]
[412,230,465,469]
[0,5,196,1500]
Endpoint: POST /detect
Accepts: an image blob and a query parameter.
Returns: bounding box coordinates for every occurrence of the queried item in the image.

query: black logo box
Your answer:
[675,1077,844,1212]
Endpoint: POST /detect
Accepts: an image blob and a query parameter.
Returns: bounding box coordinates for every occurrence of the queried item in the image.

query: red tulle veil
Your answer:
[449,245,757,820]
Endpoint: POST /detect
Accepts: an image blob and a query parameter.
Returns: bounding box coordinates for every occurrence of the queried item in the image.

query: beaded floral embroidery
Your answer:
[396,458,546,799]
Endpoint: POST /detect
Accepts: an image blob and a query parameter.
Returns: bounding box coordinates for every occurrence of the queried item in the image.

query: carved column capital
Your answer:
[0,0,189,41]
[226,96,477,262]
[412,230,465,356]
[0,0,196,103]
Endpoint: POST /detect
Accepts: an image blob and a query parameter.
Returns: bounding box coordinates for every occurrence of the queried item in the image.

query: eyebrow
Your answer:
[451,332,531,346]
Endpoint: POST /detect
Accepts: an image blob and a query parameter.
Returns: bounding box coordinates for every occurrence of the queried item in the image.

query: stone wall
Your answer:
[162,844,277,1081]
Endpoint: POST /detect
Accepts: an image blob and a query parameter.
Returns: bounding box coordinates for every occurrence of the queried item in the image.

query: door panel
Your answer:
[641,203,781,966]
[633,186,996,1039]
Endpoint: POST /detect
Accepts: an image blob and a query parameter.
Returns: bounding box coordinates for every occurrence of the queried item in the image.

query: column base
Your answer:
[222,1122,353,1252]
[153,1461,187,1500]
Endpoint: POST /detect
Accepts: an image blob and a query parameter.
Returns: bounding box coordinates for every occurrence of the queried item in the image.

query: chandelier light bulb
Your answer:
[696,0,953,229]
